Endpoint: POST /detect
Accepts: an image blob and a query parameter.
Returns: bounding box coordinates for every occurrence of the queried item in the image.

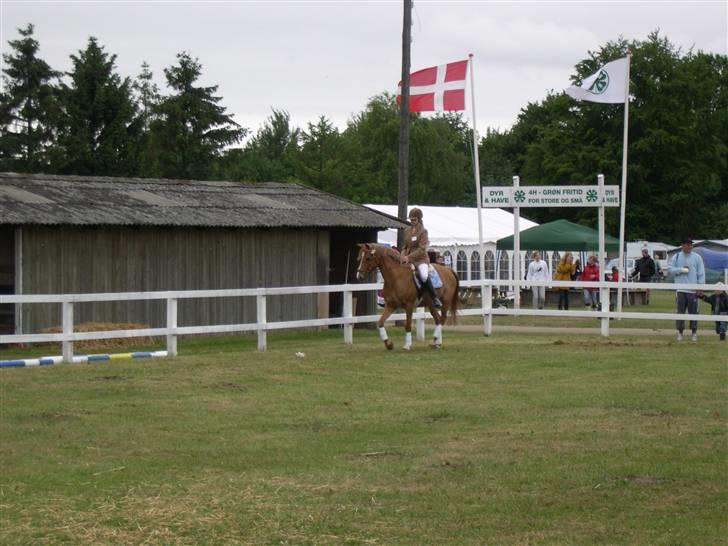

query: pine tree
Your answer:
[0,23,61,172]
[58,37,140,176]
[133,61,160,132]
[150,52,246,179]
[132,61,161,176]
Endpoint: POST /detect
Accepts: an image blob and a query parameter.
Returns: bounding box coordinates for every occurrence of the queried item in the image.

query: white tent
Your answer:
[365,204,539,282]
[365,204,537,247]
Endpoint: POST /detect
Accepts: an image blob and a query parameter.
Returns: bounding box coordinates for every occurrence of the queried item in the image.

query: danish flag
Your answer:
[397,59,468,112]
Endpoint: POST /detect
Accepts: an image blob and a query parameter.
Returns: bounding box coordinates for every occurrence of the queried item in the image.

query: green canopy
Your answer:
[496,219,620,251]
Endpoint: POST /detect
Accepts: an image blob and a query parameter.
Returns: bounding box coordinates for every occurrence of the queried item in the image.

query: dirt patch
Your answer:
[32,322,155,350]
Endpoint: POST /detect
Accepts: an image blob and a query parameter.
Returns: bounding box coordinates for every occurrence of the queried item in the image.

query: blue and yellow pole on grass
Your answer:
[0,350,168,369]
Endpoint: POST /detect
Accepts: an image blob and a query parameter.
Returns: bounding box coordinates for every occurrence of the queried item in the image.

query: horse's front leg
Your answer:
[378,304,395,351]
[429,307,443,349]
[403,305,414,350]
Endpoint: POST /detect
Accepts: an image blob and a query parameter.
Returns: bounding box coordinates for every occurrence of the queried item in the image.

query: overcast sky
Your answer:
[1,1,726,137]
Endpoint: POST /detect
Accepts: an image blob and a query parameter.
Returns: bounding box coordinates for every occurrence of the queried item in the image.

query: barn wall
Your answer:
[0,227,13,333]
[20,226,326,332]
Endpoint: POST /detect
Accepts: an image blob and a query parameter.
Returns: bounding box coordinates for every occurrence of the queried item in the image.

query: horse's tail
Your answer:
[448,269,460,325]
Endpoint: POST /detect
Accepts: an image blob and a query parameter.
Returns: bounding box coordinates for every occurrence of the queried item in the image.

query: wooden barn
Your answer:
[0,173,404,334]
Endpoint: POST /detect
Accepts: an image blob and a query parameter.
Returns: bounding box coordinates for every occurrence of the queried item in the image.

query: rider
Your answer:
[400,207,442,308]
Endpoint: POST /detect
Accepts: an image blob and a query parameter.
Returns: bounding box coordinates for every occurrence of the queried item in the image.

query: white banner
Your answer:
[482,185,619,207]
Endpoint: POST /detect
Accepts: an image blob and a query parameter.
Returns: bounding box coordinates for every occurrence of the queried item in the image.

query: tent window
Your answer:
[456,251,468,280]
[485,250,495,279]
[551,251,560,277]
[499,251,510,293]
[470,251,481,280]
[442,251,453,268]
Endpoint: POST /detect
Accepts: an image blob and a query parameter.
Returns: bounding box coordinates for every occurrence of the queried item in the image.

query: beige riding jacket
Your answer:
[402,222,430,266]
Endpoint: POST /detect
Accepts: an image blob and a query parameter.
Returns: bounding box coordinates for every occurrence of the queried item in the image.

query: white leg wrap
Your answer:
[379,327,388,341]
[433,324,443,343]
[403,331,412,349]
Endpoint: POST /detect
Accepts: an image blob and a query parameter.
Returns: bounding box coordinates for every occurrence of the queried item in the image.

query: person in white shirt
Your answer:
[526,251,550,309]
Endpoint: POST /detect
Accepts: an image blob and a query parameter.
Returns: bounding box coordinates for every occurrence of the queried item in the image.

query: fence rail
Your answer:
[0,279,719,363]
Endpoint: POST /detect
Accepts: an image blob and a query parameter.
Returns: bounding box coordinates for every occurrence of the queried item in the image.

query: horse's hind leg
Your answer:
[429,307,443,348]
[403,307,413,350]
[378,305,395,350]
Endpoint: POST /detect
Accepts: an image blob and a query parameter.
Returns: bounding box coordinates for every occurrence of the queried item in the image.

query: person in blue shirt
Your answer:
[666,238,706,341]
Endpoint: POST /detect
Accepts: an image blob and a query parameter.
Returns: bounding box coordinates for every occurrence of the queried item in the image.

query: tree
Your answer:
[296,116,345,193]
[479,31,727,241]
[150,52,246,179]
[0,23,61,172]
[133,61,160,132]
[57,37,140,176]
[132,61,161,176]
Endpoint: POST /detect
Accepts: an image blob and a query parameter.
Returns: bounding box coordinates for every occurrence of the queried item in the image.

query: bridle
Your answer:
[356,246,379,280]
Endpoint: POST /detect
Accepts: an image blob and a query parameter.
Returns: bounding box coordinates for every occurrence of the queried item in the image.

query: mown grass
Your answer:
[1,330,726,545]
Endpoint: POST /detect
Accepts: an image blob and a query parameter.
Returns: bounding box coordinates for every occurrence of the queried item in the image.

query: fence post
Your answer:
[166,298,178,356]
[415,306,425,341]
[257,292,267,351]
[483,281,493,336]
[600,286,610,337]
[62,301,74,363]
[343,289,353,344]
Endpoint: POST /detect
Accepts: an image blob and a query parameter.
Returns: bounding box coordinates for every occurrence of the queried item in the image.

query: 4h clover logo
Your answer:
[586,189,598,202]
[514,190,526,203]
[588,69,610,94]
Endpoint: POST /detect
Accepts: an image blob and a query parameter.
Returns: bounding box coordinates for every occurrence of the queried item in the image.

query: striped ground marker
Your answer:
[0,351,168,369]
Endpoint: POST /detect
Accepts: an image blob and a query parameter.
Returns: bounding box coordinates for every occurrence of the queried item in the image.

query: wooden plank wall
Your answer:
[20,226,326,332]
[0,227,13,333]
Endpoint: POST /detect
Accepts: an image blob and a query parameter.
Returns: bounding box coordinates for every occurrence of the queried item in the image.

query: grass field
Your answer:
[1,329,726,545]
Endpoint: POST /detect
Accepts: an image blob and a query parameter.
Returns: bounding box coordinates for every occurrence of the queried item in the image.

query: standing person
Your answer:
[572,258,583,282]
[631,247,656,304]
[526,251,550,309]
[400,208,441,308]
[554,253,576,310]
[609,266,623,310]
[698,283,728,341]
[581,255,600,310]
[666,238,705,342]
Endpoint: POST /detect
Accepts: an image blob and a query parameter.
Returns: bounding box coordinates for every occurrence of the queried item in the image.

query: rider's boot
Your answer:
[423,278,442,308]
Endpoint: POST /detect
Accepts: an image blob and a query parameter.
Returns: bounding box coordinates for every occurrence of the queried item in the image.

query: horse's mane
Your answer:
[372,244,401,262]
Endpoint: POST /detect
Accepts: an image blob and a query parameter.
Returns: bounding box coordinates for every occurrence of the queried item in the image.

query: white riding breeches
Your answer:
[416,263,429,282]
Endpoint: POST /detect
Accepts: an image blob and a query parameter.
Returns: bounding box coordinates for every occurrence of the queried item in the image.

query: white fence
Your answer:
[0,279,719,363]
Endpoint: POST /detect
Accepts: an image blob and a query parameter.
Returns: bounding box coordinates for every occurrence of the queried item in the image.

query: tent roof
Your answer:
[496,219,620,251]
[365,204,538,247]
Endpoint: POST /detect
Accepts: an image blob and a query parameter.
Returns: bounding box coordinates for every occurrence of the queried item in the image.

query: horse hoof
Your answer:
[384,339,394,350]
[429,341,442,349]
[402,345,411,351]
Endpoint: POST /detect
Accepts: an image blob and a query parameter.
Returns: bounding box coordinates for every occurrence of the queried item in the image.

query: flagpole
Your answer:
[468,54,486,298]
[616,51,632,314]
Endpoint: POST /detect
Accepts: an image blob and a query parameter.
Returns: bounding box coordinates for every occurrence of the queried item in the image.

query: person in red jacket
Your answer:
[581,255,600,310]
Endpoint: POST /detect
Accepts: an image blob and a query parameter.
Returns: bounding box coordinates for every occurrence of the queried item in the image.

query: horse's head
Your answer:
[356,243,379,281]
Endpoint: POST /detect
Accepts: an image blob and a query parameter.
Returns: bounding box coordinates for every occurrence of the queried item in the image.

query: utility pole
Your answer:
[397,0,412,247]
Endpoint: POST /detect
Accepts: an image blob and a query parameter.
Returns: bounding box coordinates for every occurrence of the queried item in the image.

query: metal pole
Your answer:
[616,51,632,314]
[598,174,609,337]
[513,176,521,311]
[469,54,486,286]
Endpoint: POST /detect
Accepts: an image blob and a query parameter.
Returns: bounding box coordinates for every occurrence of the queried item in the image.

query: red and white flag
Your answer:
[397,59,468,112]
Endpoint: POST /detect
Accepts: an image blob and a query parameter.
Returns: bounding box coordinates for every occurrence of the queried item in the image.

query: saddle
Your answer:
[412,265,443,291]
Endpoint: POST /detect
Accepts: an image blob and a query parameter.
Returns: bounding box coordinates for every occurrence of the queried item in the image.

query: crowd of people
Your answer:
[521,239,725,343]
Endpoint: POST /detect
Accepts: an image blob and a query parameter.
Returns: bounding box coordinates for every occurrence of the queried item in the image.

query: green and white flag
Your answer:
[566,57,629,104]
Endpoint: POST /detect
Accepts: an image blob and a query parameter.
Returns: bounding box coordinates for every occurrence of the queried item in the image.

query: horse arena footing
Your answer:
[0,350,169,369]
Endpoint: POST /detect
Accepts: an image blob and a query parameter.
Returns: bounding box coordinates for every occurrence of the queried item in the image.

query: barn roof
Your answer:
[0,173,405,229]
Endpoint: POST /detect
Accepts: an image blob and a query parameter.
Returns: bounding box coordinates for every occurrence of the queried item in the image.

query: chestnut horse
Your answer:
[356,243,459,350]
